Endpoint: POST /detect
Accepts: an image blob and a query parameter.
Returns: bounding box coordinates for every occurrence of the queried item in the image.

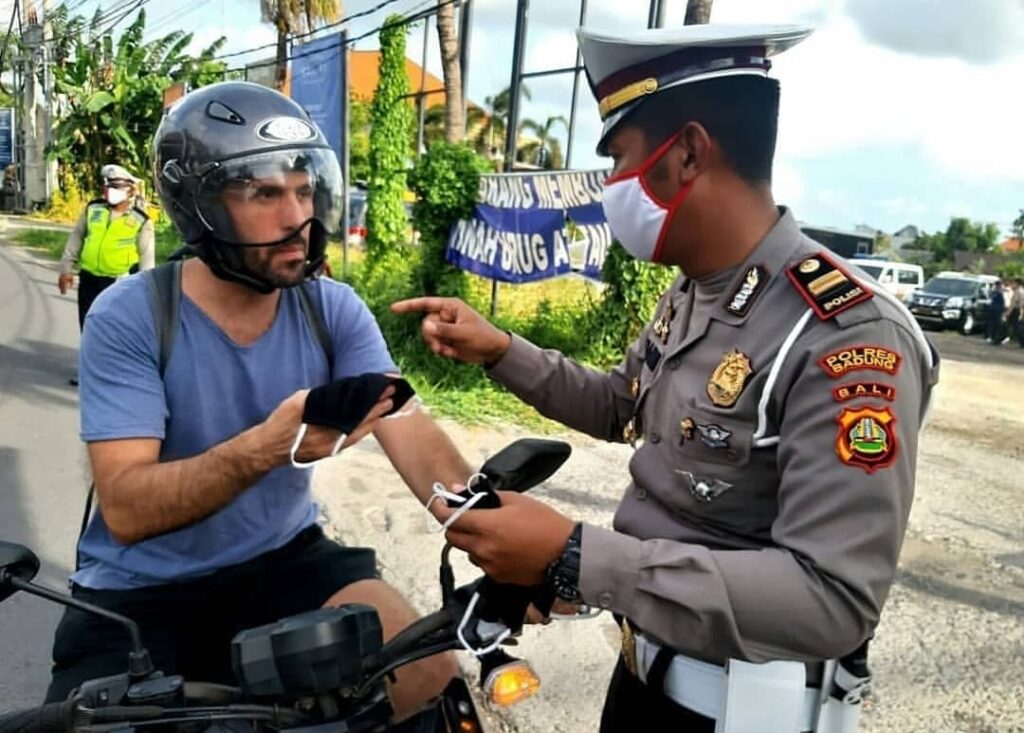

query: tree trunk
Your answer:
[274,16,288,92]
[684,0,713,24]
[435,0,464,142]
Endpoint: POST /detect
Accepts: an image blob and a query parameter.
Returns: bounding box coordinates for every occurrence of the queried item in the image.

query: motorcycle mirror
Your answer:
[479,438,572,493]
[0,541,41,602]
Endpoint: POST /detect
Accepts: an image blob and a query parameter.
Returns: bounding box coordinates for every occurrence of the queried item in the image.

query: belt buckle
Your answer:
[620,619,639,676]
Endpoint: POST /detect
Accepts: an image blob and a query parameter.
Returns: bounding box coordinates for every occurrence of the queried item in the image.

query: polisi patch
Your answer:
[833,382,896,403]
[835,405,897,473]
[786,252,872,320]
[820,345,902,379]
[726,265,767,316]
[257,116,316,142]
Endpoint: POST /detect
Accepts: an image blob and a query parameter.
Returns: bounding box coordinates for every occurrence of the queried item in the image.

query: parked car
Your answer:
[344,187,418,247]
[906,271,1000,335]
[851,259,924,302]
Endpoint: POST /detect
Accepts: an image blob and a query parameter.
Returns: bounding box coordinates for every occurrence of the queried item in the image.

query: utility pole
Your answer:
[19,0,54,211]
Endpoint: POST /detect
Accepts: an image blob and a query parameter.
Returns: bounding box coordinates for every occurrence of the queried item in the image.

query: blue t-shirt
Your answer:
[73,273,398,589]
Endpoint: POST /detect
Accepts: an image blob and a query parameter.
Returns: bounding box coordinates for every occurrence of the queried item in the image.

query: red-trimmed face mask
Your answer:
[601,131,696,263]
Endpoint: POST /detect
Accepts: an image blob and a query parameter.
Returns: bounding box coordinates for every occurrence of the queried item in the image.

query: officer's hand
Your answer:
[444,491,575,586]
[259,386,395,466]
[390,296,511,366]
[58,273,74,294]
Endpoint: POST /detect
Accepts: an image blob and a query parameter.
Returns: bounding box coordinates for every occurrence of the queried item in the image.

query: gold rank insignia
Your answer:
[707,350,753,408]
[652,302,674,344]
[680,417,695,443]
[620,619,638,676]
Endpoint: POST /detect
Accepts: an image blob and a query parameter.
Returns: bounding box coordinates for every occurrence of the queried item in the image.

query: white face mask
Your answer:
[105,187,129,205]
[601,132,695,263]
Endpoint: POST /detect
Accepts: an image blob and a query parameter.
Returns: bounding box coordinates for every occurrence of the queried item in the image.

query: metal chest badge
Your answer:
[707,350,753,408]
[620,619,638,676]
[652,302,674,344]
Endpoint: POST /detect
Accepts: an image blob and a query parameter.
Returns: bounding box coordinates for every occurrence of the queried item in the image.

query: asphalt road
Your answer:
[0,243,89,710]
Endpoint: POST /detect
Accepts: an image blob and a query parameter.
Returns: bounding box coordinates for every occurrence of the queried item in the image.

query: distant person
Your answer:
[985,279,1006,345]
[59,164,155,384]
[1008,278,1024,347]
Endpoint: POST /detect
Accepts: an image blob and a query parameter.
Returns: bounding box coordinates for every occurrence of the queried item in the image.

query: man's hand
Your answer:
[444,491,575,586]
[390,297,511,366]
[58,273,74,294]
[257,386,395,467]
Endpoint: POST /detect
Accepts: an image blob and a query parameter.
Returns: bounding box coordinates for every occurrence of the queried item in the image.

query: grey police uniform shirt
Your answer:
[489,208,938,667]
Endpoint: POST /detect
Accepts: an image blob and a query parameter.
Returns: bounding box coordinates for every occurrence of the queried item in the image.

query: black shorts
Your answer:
[45,525,378,703]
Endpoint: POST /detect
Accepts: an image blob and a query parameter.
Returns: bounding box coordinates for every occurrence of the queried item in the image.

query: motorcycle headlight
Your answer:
[946,296,964,308]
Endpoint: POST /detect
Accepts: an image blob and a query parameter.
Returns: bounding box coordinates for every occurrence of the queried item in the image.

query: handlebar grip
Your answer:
[0,700,76,733]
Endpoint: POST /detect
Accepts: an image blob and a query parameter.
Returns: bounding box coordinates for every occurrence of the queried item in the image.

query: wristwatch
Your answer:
[545,522,583,603]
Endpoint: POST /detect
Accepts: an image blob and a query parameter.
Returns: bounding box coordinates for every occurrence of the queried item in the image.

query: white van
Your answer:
[851,259,924,302]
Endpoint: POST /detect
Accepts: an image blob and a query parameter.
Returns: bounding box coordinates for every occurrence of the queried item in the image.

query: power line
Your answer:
[223,0,458,75]
[212,0,415,62]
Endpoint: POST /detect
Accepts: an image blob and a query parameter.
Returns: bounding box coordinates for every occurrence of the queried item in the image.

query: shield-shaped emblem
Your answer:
[835,406,897,473]
[707,350,753,407]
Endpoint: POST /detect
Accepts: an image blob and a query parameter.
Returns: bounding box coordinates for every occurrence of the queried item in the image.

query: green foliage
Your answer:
[349,97,372,184]
[47,7,228,197]
[408,142,489,298]
[997,259,1024,279]
[366,14,414,262]
[584,241,675,367]
[914,217,1000,263]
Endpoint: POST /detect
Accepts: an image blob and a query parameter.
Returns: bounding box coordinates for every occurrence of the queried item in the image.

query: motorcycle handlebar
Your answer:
[0,699,76,733]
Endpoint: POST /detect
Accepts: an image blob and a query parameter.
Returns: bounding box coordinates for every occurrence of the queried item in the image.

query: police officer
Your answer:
[392,23,939,733]
[59,164,155,330]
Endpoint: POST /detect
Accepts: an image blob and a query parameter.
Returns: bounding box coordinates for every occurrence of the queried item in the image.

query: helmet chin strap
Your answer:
[195,219,326,294]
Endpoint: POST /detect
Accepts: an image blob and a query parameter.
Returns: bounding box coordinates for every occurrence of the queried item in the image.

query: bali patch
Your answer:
[833,382,897,403]
[835,405,897,473]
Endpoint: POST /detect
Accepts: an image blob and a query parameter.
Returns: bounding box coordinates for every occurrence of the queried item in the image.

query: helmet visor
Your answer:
[195,147,342,246]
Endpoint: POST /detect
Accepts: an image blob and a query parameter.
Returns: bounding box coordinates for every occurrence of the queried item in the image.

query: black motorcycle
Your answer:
[0,438,573,733]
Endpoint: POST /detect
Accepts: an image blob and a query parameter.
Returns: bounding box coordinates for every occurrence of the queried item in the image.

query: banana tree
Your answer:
[48,8,228,194]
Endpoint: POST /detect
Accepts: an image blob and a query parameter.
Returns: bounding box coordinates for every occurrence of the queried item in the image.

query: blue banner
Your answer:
[290,32,346,166]
[446,169,613,283]
[0,108,14,169]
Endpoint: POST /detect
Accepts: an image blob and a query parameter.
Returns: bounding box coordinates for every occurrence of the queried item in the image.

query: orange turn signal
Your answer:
[484,660,541,707]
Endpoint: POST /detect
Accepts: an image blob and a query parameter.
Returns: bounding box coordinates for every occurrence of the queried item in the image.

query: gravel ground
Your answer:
[313,331,1024,733]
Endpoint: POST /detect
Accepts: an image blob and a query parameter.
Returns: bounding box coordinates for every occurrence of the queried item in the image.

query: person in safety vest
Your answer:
[58,164,155,329]
[392,23,940,733]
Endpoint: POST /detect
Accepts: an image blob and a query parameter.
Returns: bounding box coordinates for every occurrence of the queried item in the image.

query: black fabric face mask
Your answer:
[303,374,416,432]
[290,374,417,468]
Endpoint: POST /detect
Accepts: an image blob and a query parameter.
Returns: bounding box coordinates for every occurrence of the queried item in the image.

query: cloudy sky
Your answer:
[32,0,1024,236]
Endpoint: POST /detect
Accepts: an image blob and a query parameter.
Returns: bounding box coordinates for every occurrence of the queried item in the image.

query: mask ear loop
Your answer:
[290,423,347,469]
[424,472,487,532]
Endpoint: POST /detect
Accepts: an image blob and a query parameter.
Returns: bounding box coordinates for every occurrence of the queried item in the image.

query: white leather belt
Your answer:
[632,630,820,731]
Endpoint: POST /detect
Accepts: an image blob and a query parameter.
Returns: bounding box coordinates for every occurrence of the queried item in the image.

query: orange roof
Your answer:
[1000,237,1023,252]
[349,49,446,105]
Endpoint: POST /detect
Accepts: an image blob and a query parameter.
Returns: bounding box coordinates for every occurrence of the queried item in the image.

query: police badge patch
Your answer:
[707,350,753,407]
[835,405,898,473]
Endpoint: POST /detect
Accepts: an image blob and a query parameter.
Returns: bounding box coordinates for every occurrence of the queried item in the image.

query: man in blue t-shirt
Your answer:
[45,83,470,722]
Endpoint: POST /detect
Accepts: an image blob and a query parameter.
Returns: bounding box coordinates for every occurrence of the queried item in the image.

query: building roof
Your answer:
[999,237,1023,252]
[349,49,446,103]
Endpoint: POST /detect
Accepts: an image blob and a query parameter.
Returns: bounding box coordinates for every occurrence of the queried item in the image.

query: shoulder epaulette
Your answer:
[785,251,872,320]
[86,198,107,208]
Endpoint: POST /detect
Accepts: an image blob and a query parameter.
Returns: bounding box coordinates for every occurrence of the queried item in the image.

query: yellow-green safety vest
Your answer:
[79,202,147,277]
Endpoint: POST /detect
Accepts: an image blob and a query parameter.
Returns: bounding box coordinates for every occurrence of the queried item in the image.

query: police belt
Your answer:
[628,628,820,731]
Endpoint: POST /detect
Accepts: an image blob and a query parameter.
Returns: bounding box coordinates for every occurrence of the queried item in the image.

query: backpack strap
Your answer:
[144,261,183,377]
[296,281,335,375]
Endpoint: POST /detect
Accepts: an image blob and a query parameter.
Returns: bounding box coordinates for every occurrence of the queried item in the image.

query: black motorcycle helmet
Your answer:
[153,81,342,293]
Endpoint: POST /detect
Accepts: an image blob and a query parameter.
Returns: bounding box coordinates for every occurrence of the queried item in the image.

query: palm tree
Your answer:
[470,85,531,159]
[434,0,463,141]
[260,0,342,91]
[684,0,713,24]
[520,115,568,169]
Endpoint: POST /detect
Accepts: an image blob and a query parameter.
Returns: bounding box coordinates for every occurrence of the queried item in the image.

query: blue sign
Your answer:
[0,108,14,169]
[290,32,346,165]
[446,170,613,283]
